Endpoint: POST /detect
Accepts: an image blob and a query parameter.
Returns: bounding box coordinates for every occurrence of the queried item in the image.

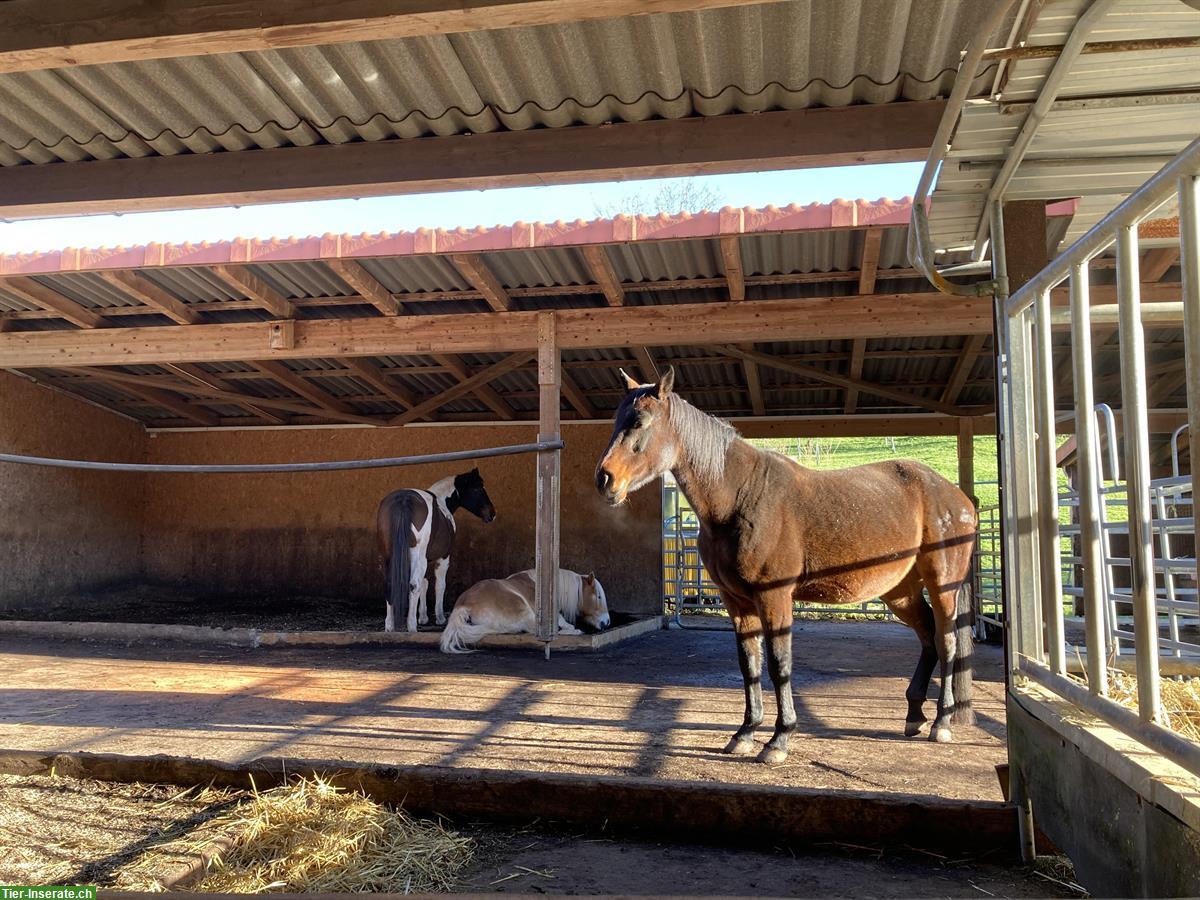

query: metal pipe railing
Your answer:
[1033,285,1066,674]
[1182,174,1200,571]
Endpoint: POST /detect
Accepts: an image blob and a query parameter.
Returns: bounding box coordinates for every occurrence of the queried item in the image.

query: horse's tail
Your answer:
[388,502,412,632]
[440,602,488,654]
[951,579,976,726]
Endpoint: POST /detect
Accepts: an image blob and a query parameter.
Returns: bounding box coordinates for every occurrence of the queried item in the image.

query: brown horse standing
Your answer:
[595,368,976,764]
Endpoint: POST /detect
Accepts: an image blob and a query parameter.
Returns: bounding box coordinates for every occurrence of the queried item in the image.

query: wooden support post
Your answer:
[958,417,976,502]
[535,312,562,655]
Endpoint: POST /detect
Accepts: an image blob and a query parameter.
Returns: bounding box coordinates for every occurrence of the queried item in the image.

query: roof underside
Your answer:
[0,1,1003,167]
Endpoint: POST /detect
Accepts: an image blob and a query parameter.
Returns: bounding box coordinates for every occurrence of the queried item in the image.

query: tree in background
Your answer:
[592,178,724,218]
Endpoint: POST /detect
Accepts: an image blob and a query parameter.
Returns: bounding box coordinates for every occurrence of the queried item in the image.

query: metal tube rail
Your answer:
[907,0,1017,297]
[1008,134,1200,316]
[1020,660,1200,778]
[971,0,1118,259]
[0,440,565,474]
[1116,225,1164,724]
[1182,174,1200,572]
[1034,286,1066,673]
[1069,264,1109,694]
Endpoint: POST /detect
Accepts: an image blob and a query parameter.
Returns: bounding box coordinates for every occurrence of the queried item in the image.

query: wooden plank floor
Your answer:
[0,621,1008,801]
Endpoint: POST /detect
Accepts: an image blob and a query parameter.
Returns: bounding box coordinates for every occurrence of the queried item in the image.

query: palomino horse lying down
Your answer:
[440,568,610,653]
[595,367,976,765]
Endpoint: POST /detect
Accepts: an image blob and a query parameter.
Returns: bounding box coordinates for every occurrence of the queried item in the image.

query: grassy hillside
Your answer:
[751,436,1001,511]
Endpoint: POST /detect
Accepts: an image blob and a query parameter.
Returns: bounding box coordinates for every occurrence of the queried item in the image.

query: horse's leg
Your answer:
[556,612,582,635]
[432,556,450,626]
[881,575,937,737]
[758,588,797,765]
[407,551,428,633]
[917,552,971,743]
[721,592,763,757]
[382,555,394,632]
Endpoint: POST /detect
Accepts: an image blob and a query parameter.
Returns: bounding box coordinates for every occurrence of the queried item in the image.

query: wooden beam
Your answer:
[325,260,400,317]
[957,418,975,499]
[740,347,766,417]
[843,339,865,414]
[720,344,965,416]
[535,312,561,644]
[433,354,516,421]
[60,366,379,425]
[735,414,997,439]
[0,295,998,368]
[391,352,535,426]
[100,271,199,325]
[580,246,624,307]
[341,356,417,409]
[1141,248,1179,283]
[857,229,884,295]
[211,266,296,319]
[0,0,770,74]
[2,277,106,329]
[559,370,598,419]
[450,254,510,312]
[633,347,659,383]
[720,236,745,302]
[251,359,372,423]
[161,362,287,424]
[941,334,989,406]
[0,103,947,219]
[85,373,218,426]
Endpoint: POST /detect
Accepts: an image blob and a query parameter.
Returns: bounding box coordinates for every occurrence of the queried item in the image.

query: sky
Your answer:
[0,163,924,254]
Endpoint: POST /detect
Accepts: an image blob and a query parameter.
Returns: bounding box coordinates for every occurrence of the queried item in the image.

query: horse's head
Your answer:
[595,366,678,506]
[453,468,496,523]
[578,572,610,631]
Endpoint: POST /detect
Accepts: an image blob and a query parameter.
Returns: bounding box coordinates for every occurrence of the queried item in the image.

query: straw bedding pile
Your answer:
[118,775,473,894]
[1106,670,1200,743]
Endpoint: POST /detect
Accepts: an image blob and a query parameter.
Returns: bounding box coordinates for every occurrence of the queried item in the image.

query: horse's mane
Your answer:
[668,393,738,483]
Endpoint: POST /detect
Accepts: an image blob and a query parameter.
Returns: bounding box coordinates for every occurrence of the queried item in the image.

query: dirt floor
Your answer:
[0,773,1077,897]
[0,621,1007,799]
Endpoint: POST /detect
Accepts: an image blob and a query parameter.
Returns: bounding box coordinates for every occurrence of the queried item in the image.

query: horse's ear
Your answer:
[584,572,595,584]
[655,365,675,398]
[618,368,640,392]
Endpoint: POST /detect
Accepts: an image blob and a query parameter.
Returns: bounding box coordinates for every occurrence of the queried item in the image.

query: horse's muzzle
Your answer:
[595,468,626,506]
[482,507,496,523]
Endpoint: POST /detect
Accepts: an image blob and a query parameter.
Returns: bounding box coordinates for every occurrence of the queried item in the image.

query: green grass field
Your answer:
[751,435,1001,510]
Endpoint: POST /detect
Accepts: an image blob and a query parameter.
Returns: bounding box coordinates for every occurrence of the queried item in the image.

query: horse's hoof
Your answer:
[435,617,446,627]
[758,745,789,766]
[930,726,953,744]
[723,736,756,756]
[904,720,925,737]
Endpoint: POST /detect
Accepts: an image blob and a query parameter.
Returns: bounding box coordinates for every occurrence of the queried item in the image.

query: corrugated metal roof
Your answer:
[0,1,1007,167]
[928,0,1200,252]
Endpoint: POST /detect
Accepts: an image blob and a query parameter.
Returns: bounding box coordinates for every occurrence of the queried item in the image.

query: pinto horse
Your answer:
[440,568,610,653]
[376,468,496,633]
[595,368,976,764]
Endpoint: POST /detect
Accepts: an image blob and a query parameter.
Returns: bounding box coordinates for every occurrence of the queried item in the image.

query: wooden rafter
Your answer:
[580,246,624,307]
[0,295,999,368]
[843,339,866,415]
[450,254,510,312]
[391,352,536,426]
[84,372,218,426]
[941,334,989,406]
[251,359,371,423]
[2,277,106,329]
[857,229,883,295]
[560,372,598,419]
[100,271,198,324]
[720,344,964,416]
[212,266,295,319]
[0,0,770,73]
[324,260,400,317]
[0,103,946,219]
[720,236,745,302]
[341,357,417,410]
[433,354,516,421]
[633,347,659,384]
[59,366,380,425]
[161,362,287,424]
[1141,247,1179,283]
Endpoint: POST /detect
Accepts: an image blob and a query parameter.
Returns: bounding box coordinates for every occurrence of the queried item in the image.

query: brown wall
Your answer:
[141,423,662,616]
[0,372,146,608]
